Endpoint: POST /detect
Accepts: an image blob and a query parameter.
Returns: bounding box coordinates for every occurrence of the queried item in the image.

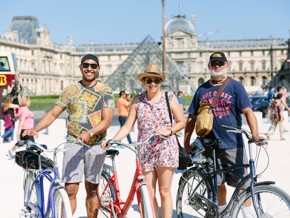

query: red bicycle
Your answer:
[98,134,160,218]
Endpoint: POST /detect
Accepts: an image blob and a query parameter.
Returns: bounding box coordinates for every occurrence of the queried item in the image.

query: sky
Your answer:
[1,0,290,46]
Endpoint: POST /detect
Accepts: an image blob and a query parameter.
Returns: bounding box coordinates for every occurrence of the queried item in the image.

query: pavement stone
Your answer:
[1,114,290,217]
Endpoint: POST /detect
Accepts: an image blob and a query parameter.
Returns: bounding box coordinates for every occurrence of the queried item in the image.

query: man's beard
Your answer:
[210,68,228,83]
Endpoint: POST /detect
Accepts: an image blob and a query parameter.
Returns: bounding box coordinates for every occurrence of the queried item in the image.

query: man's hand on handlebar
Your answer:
[22,129,39,138]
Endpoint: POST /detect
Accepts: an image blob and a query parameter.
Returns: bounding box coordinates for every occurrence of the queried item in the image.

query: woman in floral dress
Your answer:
[103,64,185,218]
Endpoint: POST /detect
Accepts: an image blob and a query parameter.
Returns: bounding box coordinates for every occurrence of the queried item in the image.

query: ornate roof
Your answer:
[165,15,195,36]
[10,16,40,44]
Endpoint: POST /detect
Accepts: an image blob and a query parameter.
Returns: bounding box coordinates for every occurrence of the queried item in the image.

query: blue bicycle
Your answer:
[176,125,290,217]
[14,140,75,218]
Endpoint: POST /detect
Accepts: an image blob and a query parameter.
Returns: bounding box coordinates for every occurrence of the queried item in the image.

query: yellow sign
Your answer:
[0,75,7,86]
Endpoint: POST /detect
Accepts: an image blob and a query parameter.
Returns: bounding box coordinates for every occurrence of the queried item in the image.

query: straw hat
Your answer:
[137,64,166,82]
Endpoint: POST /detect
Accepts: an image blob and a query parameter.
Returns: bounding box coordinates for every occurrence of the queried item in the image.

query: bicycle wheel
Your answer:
[176,168,214,218]
[98,170,117,218]
[139,184,155,218]
[23,171,40,209]
[230,185,290,217]
[53,188,72,218]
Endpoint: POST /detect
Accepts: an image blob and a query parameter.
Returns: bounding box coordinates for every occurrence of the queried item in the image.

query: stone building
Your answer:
[0,15,289,95]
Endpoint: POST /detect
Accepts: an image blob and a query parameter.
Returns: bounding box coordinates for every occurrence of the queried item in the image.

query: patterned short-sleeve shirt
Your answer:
[56,80,114,145]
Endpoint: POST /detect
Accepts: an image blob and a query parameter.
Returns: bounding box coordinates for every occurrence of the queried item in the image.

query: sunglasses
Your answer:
[82,63,98,69]
[145,78,161,84]
[211,61,225,67]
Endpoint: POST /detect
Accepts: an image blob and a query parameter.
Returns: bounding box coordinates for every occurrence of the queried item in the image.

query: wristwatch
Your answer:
[88,129,94,137]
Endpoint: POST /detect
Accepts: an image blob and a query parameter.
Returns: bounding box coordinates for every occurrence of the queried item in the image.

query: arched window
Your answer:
[198,78,204,87]
[239,62,243,71]
[60,80,64,90]
[239,77,244,85]
[262,61,266,71]
[250,61,255,71]
[250,77,256,86]
[262,76,267,86]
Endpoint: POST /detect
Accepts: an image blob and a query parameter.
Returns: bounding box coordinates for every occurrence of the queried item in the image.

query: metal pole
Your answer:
[162,0,166,75]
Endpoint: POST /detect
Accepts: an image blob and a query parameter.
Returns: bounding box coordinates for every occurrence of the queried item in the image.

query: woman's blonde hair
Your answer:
[20,96,30,107]
[3,95,13,112]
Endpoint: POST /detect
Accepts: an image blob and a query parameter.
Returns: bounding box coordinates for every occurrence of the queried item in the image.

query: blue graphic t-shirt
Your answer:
[188,78,251,149]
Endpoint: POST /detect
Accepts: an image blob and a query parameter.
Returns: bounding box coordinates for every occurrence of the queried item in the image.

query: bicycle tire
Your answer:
[176,168,214,218]
[23,171,35,207]
[139,184,155,218]
[24,171,41,211]
[230,185,290,217]
[98,170,117,218]
[53,188,72,218]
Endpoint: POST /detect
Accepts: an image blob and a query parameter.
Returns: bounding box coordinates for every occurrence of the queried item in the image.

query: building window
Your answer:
[239,51,242,57]
[262,50,265,56]
[262,61,266,71]
[239,62,243,71]
[239,77,244,85]
[198,78,204,87]
[262,76,267,86]
[61,80,64,90]
[31,50,34,55]
[251,51,254,56]
[250,61,255,71]
[250,77,256,86]
[227,52,230,57]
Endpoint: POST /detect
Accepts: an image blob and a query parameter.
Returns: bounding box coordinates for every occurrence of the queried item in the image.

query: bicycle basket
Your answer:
[15,150,54,170]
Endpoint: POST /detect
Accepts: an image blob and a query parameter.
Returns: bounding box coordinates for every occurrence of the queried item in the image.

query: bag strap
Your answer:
[165,92,173,125]
[211,77,230,107]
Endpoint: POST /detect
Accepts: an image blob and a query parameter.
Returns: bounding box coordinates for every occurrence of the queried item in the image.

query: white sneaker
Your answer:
[7,150,15,159]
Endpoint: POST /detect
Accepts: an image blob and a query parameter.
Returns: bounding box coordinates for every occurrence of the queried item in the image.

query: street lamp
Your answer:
[161,0,166,75]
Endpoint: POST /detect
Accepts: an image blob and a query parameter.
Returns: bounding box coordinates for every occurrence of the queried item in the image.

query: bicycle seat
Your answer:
[200,137,220,148]
[106,149,119,157]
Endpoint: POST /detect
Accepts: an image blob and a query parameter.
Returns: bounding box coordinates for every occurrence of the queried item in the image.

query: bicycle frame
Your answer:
[100,148,152,218]
[99,135,163,218]
[25,166,63,217]
[18,140,77,218]
[187,127,272,217]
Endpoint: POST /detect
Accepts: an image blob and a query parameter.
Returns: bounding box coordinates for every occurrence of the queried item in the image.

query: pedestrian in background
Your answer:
[117,90,132,143]
[8,95,34,159]
[267,87,276,102]
[1,95,19,144]
[177,90,185,110]
[23,54,115,218]
[103,64,185,218]
[266,93,290,140]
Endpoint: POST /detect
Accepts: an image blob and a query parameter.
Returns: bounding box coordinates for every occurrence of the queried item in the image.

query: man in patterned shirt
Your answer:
[24,54,115,217]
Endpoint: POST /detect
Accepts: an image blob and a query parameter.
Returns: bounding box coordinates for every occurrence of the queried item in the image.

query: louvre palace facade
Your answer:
[0,15,289,96]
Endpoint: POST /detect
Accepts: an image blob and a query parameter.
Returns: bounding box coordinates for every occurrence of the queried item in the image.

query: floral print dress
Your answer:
[136,90,179,171]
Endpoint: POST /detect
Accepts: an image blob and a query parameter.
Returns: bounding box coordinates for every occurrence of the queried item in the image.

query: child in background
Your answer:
[8,96,34,158]
[1,95,19,143]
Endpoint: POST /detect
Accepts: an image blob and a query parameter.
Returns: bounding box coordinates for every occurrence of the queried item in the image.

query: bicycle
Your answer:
[97,134,160,218]
[14,139,77,218]
[176,125,290,217]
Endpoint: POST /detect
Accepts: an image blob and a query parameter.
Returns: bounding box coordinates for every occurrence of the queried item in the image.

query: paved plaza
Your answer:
[0,112,290,217]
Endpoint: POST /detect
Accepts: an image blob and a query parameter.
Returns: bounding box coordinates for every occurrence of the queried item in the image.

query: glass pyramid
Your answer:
[104,35,183,94]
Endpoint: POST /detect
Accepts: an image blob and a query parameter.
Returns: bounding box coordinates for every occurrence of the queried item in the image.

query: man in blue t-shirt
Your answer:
[184,52,265,217]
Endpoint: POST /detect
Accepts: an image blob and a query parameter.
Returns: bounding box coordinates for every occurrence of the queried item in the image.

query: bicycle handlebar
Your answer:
[16,139,82,154]
[220,125,267,145]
